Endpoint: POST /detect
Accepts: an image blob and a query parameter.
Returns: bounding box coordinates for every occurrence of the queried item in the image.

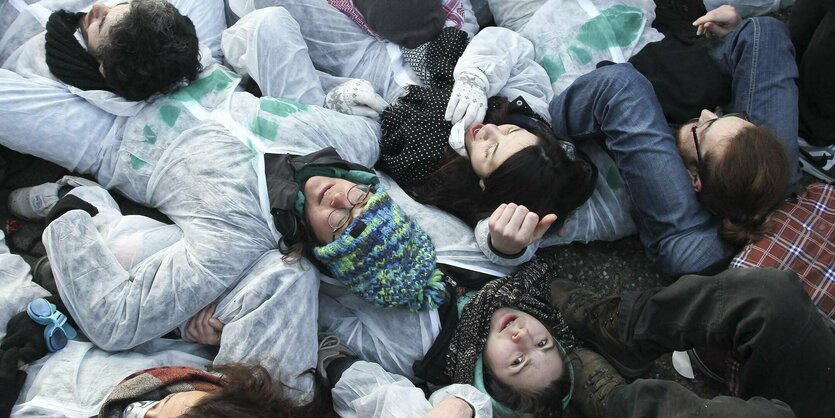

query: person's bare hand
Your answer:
[488,203,557,256]
[424,397,474,418]
[185,304,223,346]
[693,5,742,38]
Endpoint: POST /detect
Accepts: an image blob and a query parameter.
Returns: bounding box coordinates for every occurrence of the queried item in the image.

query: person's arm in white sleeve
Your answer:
[453,27,551,108]
[42,206,238,352]
[221,7,326,105]
[445,27,552,128]
[427,384,492,418]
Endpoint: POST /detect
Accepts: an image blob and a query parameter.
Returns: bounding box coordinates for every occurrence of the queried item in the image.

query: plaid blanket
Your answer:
[97,366,223,418]
[730,183,835,323]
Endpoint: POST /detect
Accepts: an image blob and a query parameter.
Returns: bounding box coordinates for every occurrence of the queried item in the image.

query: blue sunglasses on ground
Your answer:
[26,298,77,352]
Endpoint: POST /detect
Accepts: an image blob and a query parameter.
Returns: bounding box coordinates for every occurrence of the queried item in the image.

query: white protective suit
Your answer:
[332,361,492,418]
[0,233,215,417]
[227,0,480,103]
[0,3,382,402]
[488,0,664,94]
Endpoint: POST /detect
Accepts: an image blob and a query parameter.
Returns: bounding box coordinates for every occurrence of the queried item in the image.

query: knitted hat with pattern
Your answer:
[313,191,448,311]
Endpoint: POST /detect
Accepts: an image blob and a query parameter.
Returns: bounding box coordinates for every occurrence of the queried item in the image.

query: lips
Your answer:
[468,124,484,142]
[498,313,518,333]
[319,184,333,205]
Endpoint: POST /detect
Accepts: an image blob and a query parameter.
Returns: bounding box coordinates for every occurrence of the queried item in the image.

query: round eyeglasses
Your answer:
[327,184,372,239]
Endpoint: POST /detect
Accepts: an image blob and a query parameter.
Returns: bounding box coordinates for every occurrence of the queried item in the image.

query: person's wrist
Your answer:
[488,235,525,258]
[450,397,476,417]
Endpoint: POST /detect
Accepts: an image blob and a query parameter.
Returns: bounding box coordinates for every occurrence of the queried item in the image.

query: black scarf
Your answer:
[44,10,112,92]
[377,27,468,186]
[445,257,578,384]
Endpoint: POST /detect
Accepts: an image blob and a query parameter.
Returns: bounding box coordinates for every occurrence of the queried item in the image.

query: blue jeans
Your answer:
[549,63,735,276]
[549,17,801,276]
[710,17,802,192]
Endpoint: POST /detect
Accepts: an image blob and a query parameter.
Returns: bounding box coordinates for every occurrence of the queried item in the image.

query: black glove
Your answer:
[0,347,28,417]
[1,311,49,364]
[45,194,99,226]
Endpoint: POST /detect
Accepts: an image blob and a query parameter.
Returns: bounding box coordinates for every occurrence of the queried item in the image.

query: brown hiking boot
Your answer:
[567,348,626,418]
[551,280,652,378]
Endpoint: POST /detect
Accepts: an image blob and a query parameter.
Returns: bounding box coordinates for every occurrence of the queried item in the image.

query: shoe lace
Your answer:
[587,368,622,401]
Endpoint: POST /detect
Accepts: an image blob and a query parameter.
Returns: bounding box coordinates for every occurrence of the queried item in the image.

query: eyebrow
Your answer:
[511,343,556,376]
[701,118,721,137]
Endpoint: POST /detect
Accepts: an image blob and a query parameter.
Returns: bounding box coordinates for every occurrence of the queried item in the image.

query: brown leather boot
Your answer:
[567,348,626,418]
[551,280,652,377]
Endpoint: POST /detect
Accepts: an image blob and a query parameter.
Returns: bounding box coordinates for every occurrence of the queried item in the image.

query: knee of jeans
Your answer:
[736,17,792,48]
[596,63,651,89]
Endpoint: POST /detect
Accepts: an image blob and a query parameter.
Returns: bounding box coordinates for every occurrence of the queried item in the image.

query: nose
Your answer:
[479,124,500,142]
[327,190,353,209]
[90,3,109,20]
[699,109,717,122]
[510,326,528,343]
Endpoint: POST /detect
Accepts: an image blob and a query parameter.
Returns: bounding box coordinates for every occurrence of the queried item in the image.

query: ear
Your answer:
[478,178,486,190]
[688,170,702,192]
[98,63,105,77]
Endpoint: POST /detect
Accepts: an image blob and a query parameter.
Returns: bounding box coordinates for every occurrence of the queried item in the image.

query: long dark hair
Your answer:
[184,364,330,418]
[413,97,597,227]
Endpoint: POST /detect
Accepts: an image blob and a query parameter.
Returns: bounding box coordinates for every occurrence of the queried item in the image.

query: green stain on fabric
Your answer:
[251,117,278,140]
[259,97,308,117]
[130,154,148,170]
[159,105,181,127]
[171,68,236,102]
[143,125,157,144]
[604,165,624,190]
[540,55,566,83]
[577,5,644,50]
[568,46,592,65]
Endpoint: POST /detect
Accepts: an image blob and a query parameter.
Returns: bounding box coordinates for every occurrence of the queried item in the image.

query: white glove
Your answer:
[325,79,388,119]
[444,69,488,128]
[448,119,468,158]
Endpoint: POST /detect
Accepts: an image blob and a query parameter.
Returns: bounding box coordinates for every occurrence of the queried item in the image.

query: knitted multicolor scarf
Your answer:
[97,366,223,418]
[446,257,578,383]
[313,191,448,311]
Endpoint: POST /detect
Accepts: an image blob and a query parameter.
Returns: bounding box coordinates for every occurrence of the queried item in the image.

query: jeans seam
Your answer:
[744,18,760,116]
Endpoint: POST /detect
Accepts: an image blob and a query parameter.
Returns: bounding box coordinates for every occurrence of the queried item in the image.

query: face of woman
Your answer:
[483,308,564,392]
[303,176,370,244]
[465,124,539,181]
[144,390,209,417]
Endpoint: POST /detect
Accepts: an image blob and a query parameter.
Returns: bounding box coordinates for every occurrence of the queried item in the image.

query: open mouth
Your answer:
[468,124,483,142]
[498,313,518,332]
